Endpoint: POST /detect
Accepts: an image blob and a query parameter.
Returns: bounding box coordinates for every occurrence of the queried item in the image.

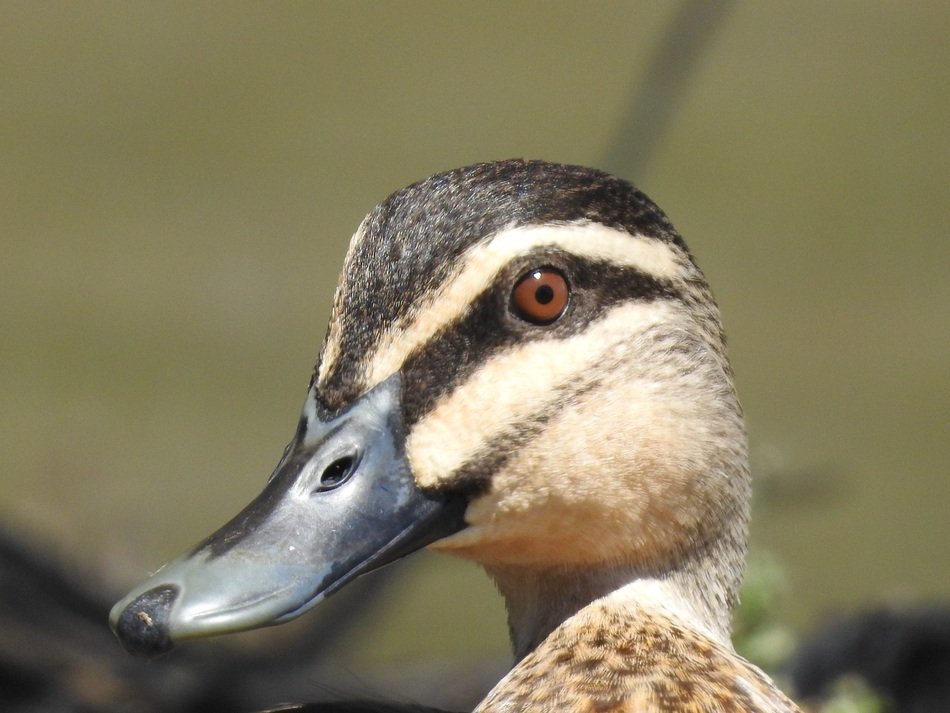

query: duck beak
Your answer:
[109,374,466,657]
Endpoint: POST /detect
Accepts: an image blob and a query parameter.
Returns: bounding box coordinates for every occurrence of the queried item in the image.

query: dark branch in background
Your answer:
[601,0,734,179]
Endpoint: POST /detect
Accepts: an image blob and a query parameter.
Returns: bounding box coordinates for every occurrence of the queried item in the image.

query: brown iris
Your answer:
[511,268,570,324]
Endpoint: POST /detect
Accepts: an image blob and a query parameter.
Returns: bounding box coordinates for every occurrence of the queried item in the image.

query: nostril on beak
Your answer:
[314,454,357,492]
[111,584,179,657]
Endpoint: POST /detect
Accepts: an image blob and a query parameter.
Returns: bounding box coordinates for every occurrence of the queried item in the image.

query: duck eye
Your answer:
[511,268,569,325]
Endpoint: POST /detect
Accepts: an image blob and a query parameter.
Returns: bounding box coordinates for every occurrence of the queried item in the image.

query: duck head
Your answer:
[111,160,749,657]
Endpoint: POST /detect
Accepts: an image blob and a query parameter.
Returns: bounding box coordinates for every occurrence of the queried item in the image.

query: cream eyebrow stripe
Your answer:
[361,223,684,391]
[406,300,676,488]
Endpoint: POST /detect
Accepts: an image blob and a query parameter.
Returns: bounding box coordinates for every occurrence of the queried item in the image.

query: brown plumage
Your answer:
[479,606,796,712]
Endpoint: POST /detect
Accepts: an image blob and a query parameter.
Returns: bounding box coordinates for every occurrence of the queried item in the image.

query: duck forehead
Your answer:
[315,159,687,410]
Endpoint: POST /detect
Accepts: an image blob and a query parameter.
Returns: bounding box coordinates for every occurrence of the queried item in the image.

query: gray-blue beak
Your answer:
[109,374,466,656]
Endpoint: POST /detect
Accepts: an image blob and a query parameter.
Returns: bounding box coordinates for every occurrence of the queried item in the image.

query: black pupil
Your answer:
[535,284,554,305]
[321,456,354,487]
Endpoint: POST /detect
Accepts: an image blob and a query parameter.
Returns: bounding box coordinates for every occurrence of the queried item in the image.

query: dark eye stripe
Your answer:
[313,163,686,413]
[400,255,679,426]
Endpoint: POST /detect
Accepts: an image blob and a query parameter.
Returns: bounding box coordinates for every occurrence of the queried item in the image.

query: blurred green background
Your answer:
[1,0,947,680]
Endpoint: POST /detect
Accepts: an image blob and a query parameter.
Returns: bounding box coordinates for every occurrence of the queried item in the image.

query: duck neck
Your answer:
[486,563,636,660]
[484,531,745,661]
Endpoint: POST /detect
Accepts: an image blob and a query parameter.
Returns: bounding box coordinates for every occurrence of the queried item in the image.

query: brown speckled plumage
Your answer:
[478,606,797,712]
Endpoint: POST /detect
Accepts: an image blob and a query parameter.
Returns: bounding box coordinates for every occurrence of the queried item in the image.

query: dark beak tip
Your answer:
[111,584,180,657]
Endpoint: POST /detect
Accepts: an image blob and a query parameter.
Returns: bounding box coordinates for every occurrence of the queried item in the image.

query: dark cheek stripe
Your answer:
[436,373,603,497]
[400,258,679,427]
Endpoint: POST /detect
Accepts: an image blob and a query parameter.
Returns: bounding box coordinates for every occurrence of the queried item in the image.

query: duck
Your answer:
[110,159,801,712]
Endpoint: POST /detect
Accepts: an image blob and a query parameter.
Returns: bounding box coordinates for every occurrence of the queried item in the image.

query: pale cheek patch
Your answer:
[433,328,743,569]
[406,301,677,489]
[359,223,686,395]
[438,384,695,565]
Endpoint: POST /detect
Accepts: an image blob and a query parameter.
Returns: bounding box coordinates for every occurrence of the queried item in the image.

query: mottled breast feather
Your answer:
[477,606,799,713]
